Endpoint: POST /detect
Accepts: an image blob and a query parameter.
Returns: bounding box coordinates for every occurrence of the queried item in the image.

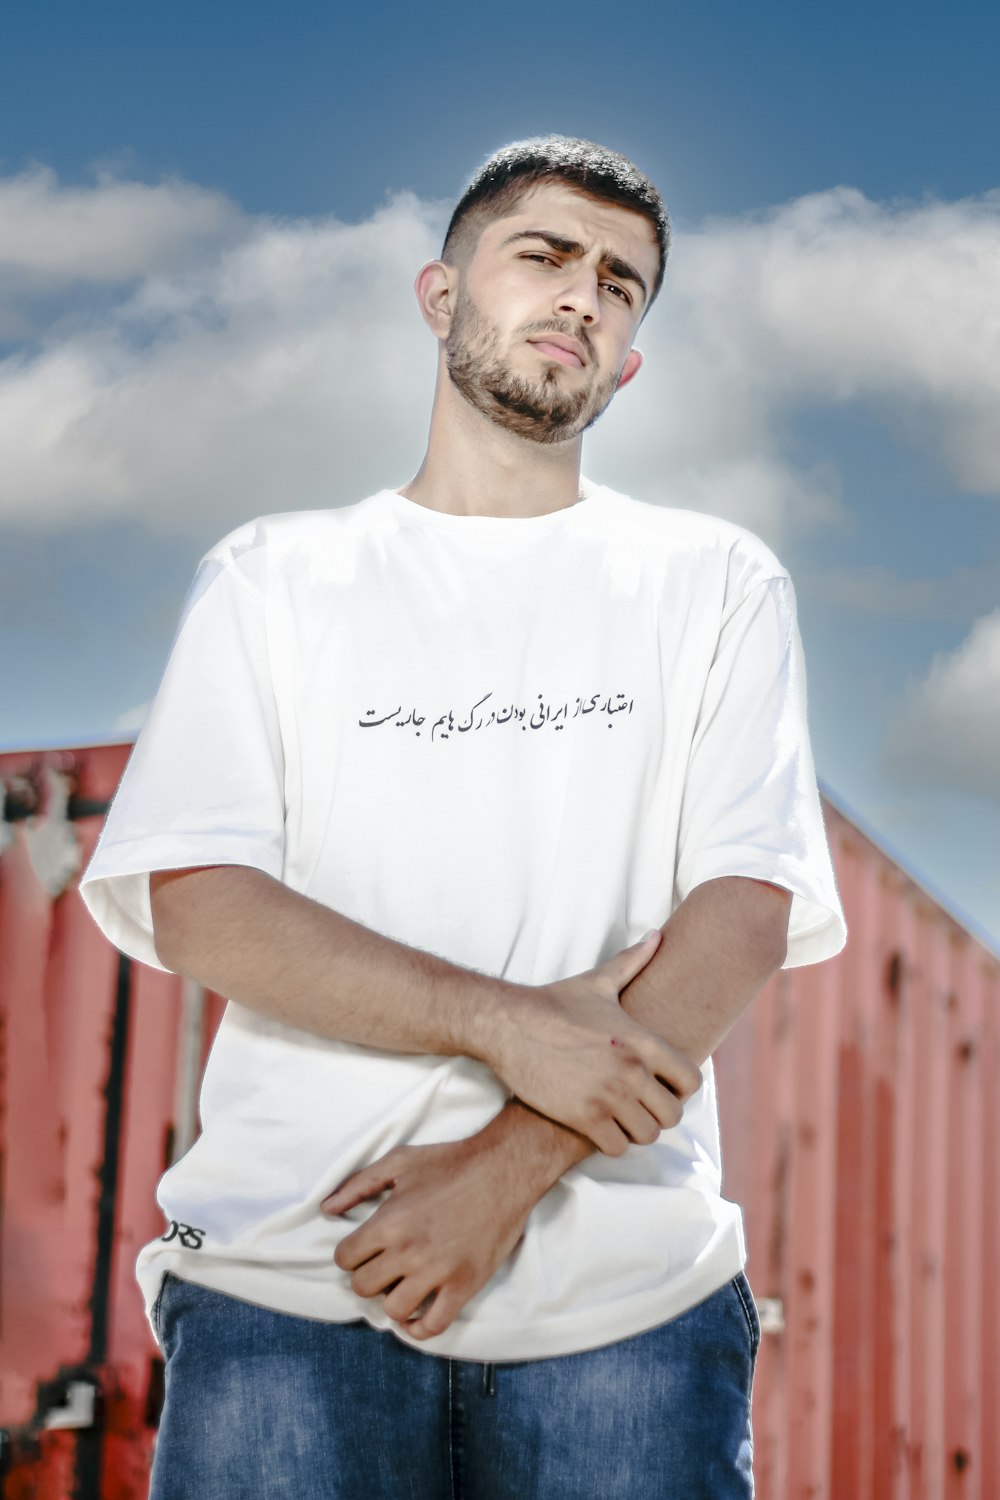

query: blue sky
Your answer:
[1,0,998,947]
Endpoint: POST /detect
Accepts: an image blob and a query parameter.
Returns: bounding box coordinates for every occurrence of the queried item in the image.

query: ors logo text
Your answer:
[161,1220,207,1250]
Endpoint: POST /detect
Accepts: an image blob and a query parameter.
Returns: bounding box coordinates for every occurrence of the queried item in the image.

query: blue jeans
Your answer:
[149,1271,759,1498]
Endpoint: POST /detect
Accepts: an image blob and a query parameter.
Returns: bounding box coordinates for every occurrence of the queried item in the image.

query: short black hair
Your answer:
[442,135,670,308]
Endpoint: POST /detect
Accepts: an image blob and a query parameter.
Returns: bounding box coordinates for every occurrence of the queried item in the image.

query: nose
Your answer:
[554,265,600,325]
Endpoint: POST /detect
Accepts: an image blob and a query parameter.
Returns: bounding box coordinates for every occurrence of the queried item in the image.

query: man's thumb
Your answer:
[607,928,662,986]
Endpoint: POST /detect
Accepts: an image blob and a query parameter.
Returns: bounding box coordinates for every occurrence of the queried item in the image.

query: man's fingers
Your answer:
[349,1251,398,1298]
[334,1214,391,1271]
[614,924,659,984]
[606,1034,700,1112]
[614,1099,665,1148]
[643,1041,702,1102]
[597,928,662,993]
[639,1077,685,1132]
[407,1283,470,1341]
[323,1159,397,1215]
[590,1117,631,1158]
[383,1275,438,1325]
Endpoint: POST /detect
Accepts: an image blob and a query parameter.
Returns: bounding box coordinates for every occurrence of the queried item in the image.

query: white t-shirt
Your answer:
[81,481,846,1362]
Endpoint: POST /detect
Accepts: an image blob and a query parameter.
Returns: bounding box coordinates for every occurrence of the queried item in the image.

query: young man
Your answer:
[82,136,845,1498]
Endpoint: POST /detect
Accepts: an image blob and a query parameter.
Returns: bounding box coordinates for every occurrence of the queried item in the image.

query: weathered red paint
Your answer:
[1,745,998,1497]
[0,744,225,1498]
[715,796,1000,1500]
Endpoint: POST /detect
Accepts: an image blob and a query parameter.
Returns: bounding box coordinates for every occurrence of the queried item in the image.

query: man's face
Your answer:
[444,181,660,445]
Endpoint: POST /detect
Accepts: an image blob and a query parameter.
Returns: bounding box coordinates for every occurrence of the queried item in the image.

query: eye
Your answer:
[602,281,632,305]
[523,252,559,266]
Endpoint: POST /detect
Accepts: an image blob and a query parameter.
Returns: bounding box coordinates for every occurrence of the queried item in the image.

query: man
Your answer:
[82,136,845,1498]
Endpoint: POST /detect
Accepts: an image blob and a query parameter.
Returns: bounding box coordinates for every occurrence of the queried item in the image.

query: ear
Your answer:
[414,260,457,339]
[616,347,643,390]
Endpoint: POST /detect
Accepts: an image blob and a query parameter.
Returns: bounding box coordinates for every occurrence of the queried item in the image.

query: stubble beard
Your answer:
[445,290,621,446]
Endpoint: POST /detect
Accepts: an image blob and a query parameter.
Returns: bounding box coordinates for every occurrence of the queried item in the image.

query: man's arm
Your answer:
[149,864,507,1058]
[477,874,791,1177]
[328,875,791,1338]
[622,875,790,1059]
[149,865,701,1155]
[480,874,790,1172]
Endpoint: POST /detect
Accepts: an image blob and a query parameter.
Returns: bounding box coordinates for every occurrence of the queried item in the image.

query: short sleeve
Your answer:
[80,537,285,970]
[675,574,846,967]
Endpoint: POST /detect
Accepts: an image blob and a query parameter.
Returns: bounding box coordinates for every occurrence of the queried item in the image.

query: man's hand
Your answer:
[484,931,703,1156]
[324,882,790,1337]
[148,872,699,1157]
[323,1129,548,1341]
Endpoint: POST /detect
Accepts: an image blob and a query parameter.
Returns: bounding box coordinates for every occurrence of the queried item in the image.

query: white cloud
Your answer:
[887,610,1000,800]
[0,187,444,534]
[588,184,1000,520]
[0,166,242,286]
[0,170,998,552]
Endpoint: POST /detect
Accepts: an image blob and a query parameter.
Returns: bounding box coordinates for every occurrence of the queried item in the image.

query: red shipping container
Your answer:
[1,743,998,1498]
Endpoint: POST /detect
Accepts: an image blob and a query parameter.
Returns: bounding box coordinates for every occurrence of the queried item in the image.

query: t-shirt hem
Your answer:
[82,832,284,883]
[137,1227,747,1363]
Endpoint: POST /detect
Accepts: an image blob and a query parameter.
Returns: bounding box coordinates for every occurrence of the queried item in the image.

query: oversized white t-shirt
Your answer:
[81,481,846,1361]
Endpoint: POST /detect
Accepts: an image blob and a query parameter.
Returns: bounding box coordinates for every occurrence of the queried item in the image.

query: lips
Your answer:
[527,335,586,369]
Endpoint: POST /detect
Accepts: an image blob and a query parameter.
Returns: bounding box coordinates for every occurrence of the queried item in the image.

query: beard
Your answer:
[445,290,621,445]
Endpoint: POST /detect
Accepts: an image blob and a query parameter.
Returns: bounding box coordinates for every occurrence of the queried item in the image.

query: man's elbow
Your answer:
[150,863,268,972]
[760,919,789,976]
[744,880,792,974]
[149,866,224,972]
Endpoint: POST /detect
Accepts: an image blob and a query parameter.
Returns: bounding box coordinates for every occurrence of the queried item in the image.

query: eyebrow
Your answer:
[499,229,649,306]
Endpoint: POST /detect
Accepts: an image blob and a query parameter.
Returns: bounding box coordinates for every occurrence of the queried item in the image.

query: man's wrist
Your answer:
[453,976,530,1071]
[474,1095,593,1203]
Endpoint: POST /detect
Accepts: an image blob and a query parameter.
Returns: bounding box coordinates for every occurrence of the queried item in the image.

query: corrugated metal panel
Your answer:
[715,799,1000,1500]
[1,743,997,1497]
[0,745,224,1499]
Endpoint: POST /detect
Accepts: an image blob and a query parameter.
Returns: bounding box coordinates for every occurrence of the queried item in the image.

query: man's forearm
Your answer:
[149,865,515,1063]
[330,877,792,1336]
[150,866,785,1175]
[476,876,791,1181]
[618,876,790,1067]
[150,865,705,1154]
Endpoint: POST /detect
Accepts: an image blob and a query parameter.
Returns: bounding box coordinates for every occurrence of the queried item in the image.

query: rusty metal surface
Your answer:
[1,743,998,1497]
[0,745,223,1499]
[715,797,1000,1500]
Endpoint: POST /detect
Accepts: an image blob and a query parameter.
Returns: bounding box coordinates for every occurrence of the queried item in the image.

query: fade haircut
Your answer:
[442,136,671,310]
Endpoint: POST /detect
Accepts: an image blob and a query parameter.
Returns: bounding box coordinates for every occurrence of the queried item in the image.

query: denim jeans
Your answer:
[149,1271,759,1499]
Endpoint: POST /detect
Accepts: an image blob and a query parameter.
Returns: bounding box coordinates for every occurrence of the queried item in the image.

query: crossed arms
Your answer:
[150,866,791,1339]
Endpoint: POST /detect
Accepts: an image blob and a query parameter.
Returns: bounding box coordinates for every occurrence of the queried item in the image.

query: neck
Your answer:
[400,364,584,518]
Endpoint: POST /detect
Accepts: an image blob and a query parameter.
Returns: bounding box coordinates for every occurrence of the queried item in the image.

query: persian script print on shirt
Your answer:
[358,689,636,742]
